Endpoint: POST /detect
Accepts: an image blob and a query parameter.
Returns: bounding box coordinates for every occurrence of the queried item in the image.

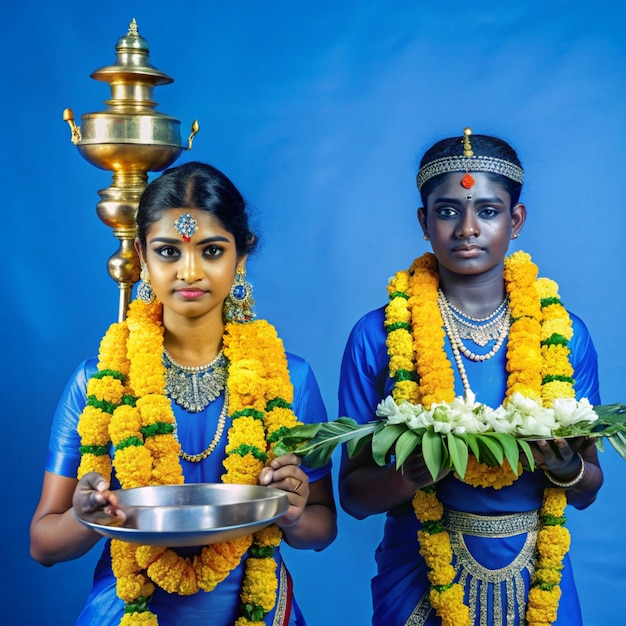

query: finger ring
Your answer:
[292,480,303,494]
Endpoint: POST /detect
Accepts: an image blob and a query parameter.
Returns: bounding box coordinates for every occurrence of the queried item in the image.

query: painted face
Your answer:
[418,172,525,279]
[138,208,242,323]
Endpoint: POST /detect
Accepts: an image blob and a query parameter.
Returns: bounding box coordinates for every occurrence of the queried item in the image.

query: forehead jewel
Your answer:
[174,212,199,242]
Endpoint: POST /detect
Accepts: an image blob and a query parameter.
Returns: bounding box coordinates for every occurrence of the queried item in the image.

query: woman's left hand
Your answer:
[531,436,584,475]
[258,453,308,528]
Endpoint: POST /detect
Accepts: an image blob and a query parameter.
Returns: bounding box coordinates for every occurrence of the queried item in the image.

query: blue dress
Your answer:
[338,306,601,626]
[46,352,331,626]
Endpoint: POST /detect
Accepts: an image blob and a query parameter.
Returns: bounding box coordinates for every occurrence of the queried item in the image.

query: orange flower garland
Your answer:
[385,251,576,626]
[77,299,301,625]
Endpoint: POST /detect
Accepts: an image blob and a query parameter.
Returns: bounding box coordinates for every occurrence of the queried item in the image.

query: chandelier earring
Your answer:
[136,263,155,304]
[223,264,255,323]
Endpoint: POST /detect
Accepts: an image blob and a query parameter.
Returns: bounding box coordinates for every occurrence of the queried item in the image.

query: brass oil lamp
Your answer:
[64,19,199,321]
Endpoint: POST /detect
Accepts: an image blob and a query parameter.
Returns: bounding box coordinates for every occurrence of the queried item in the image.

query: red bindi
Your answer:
[461,173,475,189]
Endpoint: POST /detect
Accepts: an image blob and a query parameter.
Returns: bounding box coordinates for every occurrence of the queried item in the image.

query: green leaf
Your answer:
[447,433,469,479]
[273,419,376,467]
[272,423,324,453]
[394,429,422,468]
[517,438,535,471]
[489,433,520,476]
[422,429,444,481]
[475,433,504,466]
[607,431,626,461]
[372,424,406,466]
[463,433,482,460]
[347,433,373,458]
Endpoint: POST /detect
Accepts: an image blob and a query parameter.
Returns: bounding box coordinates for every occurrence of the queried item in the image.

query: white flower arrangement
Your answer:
[376,392,599,439]
[274,394,626,479]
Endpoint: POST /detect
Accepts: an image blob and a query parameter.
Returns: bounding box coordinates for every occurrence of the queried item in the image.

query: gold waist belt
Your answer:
[441,508,540,537]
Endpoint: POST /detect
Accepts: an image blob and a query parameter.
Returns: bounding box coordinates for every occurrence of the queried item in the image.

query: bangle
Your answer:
[545,453,585,488]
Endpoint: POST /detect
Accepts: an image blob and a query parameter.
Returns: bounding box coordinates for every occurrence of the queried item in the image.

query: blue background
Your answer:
[2,1,625,624]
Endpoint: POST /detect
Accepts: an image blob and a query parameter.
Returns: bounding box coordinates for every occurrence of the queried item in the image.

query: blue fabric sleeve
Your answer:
[338,307,390,425]
[45,358,97,477]
[568,312,601,404]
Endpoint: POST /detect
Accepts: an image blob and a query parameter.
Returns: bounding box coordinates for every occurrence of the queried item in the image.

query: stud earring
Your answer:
[223,265,255,323]
[136,263,155,303]
[512,233,520,240]
[423,234,430,241]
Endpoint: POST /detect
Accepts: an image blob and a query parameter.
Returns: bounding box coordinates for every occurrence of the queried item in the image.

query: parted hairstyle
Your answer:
[136,161,258,256]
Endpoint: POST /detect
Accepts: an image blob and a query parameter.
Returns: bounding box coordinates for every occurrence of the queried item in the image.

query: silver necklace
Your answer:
[438,290,510,362]
[438,289,510,348]
[163,348,227,413]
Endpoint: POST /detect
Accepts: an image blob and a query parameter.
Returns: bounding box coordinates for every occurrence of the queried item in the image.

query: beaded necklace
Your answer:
[77,298,301,625]
[437,289,510,366]
[384,251,575,626]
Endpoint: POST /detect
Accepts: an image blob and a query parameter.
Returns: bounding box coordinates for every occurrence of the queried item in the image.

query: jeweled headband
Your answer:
[416,128,524,191]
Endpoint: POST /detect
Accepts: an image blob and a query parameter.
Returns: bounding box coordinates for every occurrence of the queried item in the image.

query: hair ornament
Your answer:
[174,212,198,242]
[416,127,524,191]
[460,128,476,189]
[462,127,474,157]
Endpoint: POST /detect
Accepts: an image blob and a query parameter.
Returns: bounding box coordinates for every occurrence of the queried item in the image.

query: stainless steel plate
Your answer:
[75,483,289,546]
[519,434,582,442]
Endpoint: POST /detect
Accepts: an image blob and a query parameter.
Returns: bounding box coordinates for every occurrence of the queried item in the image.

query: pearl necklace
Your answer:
[438,289,510,365]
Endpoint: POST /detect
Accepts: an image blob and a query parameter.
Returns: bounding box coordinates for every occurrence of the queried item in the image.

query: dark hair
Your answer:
[418,134,523,207]
[136,161,258,256]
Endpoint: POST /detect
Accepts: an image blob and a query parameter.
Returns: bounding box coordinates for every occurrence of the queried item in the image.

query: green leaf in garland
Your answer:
[447,432,469,479]
[394,428,423,468]
[422,429,444,481]
[372,423,406,466]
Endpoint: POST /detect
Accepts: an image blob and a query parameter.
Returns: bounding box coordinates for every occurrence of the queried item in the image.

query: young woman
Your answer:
[30,161,337,626]
[338,129,602,626]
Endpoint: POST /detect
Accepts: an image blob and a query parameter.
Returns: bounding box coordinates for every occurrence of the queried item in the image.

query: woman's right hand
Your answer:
[72,472,126,524]
[398,451,451,488]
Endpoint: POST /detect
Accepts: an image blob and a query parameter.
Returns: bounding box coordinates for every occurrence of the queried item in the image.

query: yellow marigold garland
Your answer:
[76,299,301,625]
[386,251,576,626]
